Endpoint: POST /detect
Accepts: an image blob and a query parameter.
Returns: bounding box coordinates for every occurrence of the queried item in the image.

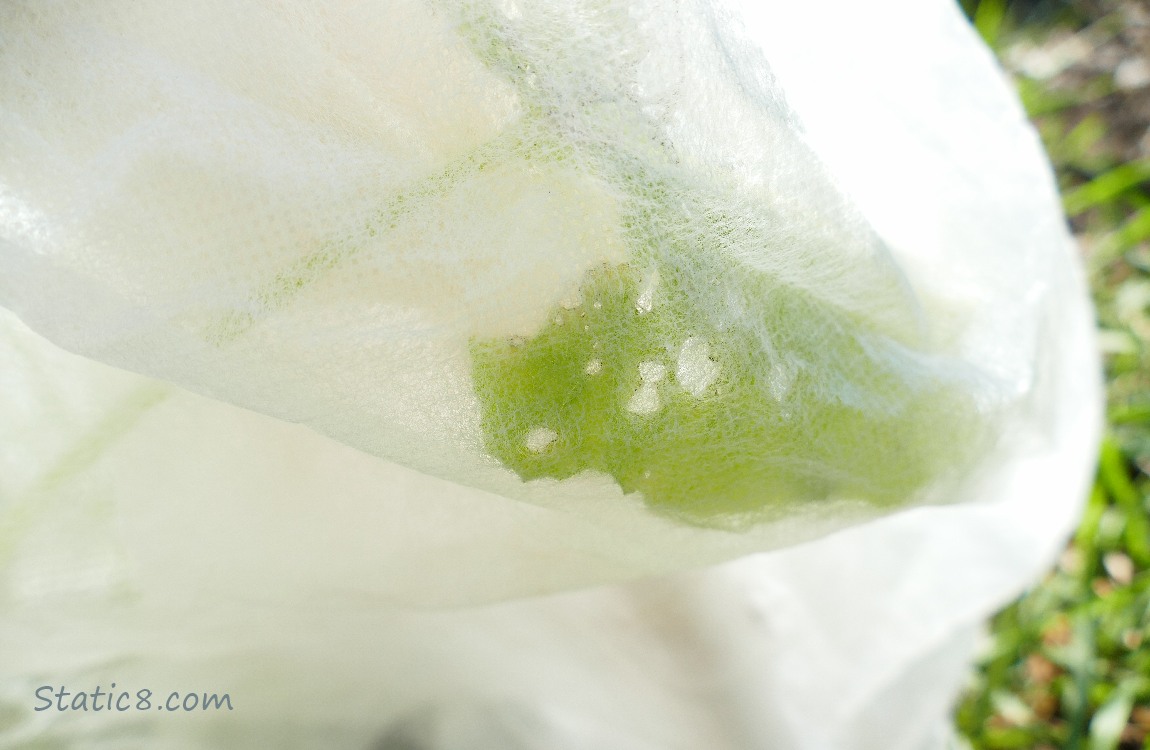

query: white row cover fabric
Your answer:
[0,0,1099,747]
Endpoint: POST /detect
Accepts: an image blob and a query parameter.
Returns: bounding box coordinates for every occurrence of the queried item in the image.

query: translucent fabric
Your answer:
[0,0,1100,747]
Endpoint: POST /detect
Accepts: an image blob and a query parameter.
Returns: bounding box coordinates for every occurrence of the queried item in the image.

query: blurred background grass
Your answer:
[954,1,1150,748]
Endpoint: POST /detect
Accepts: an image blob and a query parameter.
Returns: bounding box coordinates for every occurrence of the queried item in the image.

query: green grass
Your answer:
[956,2,1150,748]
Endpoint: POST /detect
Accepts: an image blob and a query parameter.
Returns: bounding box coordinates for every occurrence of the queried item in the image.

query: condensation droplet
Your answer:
[767,362,795,402]
[635,269,659,314]
[638,360,667,382]
[627,383,661,415]
[524,427,558,453]
[675,337,719,397]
